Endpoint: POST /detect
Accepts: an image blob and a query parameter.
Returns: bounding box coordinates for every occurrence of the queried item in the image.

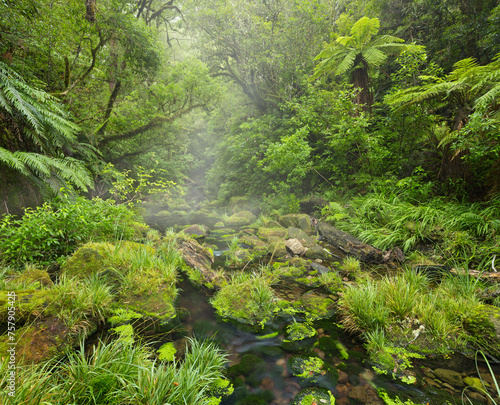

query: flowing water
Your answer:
[146,212,497,405]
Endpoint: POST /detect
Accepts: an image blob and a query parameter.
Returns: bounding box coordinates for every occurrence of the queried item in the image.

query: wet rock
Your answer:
[464,376,487,390]
[182,224,210,239]
[278,214,313,234]
[267,239,288,259]
[227,210,256,226]
[176,235,224,289]
[309,261,331,275]
[463,304,500,359]
[0,316,97,365]
[285,238,306,256]
[347,385,384,404]
[304,245,330,260]
[463,391,489,404]
[338,370,349,384]
[433,368,464,387]
[286,227,315,245]
[258,227,287,241]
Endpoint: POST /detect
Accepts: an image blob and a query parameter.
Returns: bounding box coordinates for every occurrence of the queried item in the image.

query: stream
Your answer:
[144,211,484,405]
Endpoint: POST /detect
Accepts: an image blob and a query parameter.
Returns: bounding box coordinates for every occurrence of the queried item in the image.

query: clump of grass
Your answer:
[339,279,390,332]
[340,256,361,277]
[2,337,230,405]
[210,269,277,326]
[50,274,114,329]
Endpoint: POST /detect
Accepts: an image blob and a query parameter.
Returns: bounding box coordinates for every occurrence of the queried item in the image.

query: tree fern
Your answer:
[0,61,94,191]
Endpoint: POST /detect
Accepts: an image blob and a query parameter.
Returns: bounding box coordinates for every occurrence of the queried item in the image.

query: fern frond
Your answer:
[0,147,29,175]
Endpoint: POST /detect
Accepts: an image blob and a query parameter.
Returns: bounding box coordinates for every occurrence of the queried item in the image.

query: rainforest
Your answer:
[1,0,500,404]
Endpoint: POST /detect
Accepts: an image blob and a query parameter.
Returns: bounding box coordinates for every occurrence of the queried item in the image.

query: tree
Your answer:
[311,17,416,110]
[385,56,500,189]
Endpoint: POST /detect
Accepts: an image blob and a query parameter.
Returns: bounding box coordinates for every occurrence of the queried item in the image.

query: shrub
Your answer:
[0,192,141,267]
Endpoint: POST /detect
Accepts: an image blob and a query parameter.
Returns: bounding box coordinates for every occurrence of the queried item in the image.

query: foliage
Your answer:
[0,192,140,267]
[98,163,177,205]
[0,61,95,193]
[312,16,415,107]
[210,270,277,327]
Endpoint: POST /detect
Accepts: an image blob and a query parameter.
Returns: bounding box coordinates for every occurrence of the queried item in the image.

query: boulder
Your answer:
[304,245,330,260]
[433,368,464,387]
[258,227,287,241]
[227,210,256,226]
[182,224,210,239]
[278,214,313,234]
[285,239,306,256]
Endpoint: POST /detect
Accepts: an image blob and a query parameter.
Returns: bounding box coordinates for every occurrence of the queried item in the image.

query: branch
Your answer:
[99,103,205,147]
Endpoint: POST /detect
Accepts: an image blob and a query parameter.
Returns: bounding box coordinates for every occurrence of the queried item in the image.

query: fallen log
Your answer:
[316,221,404,267]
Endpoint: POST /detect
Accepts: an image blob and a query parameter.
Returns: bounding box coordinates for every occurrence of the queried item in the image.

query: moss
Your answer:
[257,227,287,241]
[112,324,135,343]
[16,268,53,288]
[296,292,335,320]
[292,388,336,405]
[107,308,143,326]
[0,316,97,365]
[157,342,177,361]
[62,242,114,279]
[463,304,500,359]
[227,354,266,379]
[285,322,317,342]
[0,289,52,324]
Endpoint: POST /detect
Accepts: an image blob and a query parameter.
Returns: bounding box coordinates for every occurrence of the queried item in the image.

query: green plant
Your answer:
[462,351,500,404]
[0,192,141,267]
[339,279,390,333]
[210,270,277,326]
[0,61,94,193]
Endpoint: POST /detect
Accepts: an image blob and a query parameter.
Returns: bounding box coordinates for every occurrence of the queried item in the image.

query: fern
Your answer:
[0,61,94,191]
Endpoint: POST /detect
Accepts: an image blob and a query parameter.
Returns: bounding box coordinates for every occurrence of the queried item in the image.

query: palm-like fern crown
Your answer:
[0,61,94,191]
[312,17,409,80]
[385,54,500,115]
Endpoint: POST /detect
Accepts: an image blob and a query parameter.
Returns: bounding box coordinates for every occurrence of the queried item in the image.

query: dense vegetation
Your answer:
[2,0,500,404]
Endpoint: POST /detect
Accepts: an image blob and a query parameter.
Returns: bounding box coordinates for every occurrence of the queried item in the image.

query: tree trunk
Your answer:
[85,0,96,22]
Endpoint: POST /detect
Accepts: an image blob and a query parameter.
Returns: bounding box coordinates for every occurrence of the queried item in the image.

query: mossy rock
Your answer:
[286,227,315,245]
[15,268,53,288]
[0,289,52,325]
[275,265,322,289]
[227,353,266,386]
[227,211,256,226]
[119,283,177,324]
[304,245,330,260]
[291,387,335,405]
[463,304,500,359]
[288,355,338,388]
[0,316,97,365]
[267,239,288,259]
[155,210,171,217]
[62,242,114,279]
[278,214,313,234]
[182,224,210,239]
[295,291,335,320]
[257,227,287,241]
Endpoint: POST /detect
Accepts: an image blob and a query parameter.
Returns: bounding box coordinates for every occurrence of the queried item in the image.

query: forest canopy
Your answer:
[1,0,500,212]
